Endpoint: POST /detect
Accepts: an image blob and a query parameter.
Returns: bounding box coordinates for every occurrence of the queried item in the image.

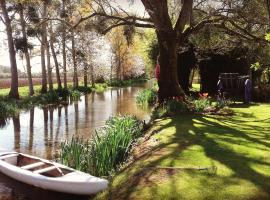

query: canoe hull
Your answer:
[0,152,108,195]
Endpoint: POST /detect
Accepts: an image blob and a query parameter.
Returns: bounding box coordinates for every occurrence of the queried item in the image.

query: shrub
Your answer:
[60,115,143,176]
[152,98,190,119]
[69,90,81,101]
[93,83,108,93]
[76,86,92,93]
[0,98,19,117]
[136,88,157,106]
[191,93,212,112]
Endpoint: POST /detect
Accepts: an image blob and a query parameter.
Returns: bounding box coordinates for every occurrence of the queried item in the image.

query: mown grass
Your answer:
[60,115,143,177]
[96,104,270,200]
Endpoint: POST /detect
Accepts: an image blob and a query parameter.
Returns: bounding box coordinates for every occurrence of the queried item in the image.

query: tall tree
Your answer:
[61,0,68,89]
[0,0,19,99]
[49,21,62,90]
[18,3,34,96]
[73,0,199,101]
[40,1,48,93]
[71,30,79,88]
[45,26,53,91]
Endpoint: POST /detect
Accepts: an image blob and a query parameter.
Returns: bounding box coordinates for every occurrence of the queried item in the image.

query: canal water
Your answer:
[0,84,150,200]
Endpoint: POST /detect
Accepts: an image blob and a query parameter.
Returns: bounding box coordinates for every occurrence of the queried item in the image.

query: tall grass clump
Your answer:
[136,88,157,106]
[60,115,143,176]
[60,137,89,171]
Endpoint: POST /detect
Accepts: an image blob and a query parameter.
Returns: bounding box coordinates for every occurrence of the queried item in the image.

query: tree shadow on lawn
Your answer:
[108,113,270,200]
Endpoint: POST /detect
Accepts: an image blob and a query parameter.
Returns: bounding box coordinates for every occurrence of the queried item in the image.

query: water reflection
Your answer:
[0,85,150,199]
[0,85,150,159]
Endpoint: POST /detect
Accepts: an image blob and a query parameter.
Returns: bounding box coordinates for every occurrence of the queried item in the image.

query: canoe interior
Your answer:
[0,153,73,178]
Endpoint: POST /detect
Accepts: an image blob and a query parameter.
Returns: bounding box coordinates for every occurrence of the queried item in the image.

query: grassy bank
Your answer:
[96,104,270,200]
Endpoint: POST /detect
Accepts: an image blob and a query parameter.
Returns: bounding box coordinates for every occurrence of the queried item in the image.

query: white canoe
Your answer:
[0,151,108,195]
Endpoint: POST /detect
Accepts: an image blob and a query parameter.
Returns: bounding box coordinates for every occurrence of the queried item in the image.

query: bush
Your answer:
[108,77,148,87]
[0,98,19,117]
[152,98,190,118]
[193,98,211,112]
[93,83,108,93]
[136,88,157,106]
[69,90,81,101]
[76,86,92,93]
[60,115,143,176]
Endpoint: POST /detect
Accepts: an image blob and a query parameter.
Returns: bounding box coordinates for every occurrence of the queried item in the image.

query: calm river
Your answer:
[0,84,150,200]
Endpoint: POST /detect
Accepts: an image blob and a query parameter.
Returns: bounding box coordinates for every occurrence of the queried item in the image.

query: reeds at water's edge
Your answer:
[60,115,143,177]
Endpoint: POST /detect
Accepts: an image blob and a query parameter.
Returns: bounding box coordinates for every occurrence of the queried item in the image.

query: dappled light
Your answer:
[100,104,270,200]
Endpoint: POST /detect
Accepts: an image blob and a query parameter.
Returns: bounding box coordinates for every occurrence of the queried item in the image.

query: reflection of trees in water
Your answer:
[28,108,34,151]
[96,92,105,101]
[64,106,69,139]
[55,107,62,143]
[43,108,51,159]
[12,115,20,151]
[84,94,89,123]
[49,108,54,141]
[74,102,79,135]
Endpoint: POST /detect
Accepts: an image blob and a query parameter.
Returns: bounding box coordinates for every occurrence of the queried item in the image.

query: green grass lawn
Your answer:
[0,83,74,98]
[97,104,270,200]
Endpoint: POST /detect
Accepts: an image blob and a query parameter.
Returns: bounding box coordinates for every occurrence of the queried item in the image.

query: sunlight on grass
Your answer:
[96,104,270,200]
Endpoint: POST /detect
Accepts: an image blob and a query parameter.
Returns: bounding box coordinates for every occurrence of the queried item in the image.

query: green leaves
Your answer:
[265,33,270,42]
[60,115,143,177]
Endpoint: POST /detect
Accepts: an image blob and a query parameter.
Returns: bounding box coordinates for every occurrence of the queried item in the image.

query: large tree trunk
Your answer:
[1,0,19,99]
[18,4,34,96]
[140,0,193,102]
[71,31,79,88]
[156,30,185,102]
[49,23,62,90]
[40,2,48,93]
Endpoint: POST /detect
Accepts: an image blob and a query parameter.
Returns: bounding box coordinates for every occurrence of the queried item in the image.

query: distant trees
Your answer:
[3,0,270,101]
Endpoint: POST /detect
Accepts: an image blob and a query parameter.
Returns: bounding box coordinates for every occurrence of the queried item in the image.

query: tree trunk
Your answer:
[71,31,79,88]
[40,2,48,93]
[62,28,67,89]
[49,23,62,90]
[61,0,67,90]
[1,0,19,99]
[18,4,34,96]
[84,64,88,87]
[45,31,53,91]
[156,30,185,102]
[90,64,94,87]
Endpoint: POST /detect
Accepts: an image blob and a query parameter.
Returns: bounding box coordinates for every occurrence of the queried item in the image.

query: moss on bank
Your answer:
[96,104,270,200]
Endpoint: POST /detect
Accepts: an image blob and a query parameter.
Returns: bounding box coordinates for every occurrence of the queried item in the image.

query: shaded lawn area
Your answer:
[97,104,270,200]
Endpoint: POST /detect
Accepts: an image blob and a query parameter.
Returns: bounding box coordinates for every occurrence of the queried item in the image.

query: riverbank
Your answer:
[96,103,270,200]
[0,78,147,118]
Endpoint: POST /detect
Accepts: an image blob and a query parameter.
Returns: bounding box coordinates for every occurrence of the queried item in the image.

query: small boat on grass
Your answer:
[0,151,108,195]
